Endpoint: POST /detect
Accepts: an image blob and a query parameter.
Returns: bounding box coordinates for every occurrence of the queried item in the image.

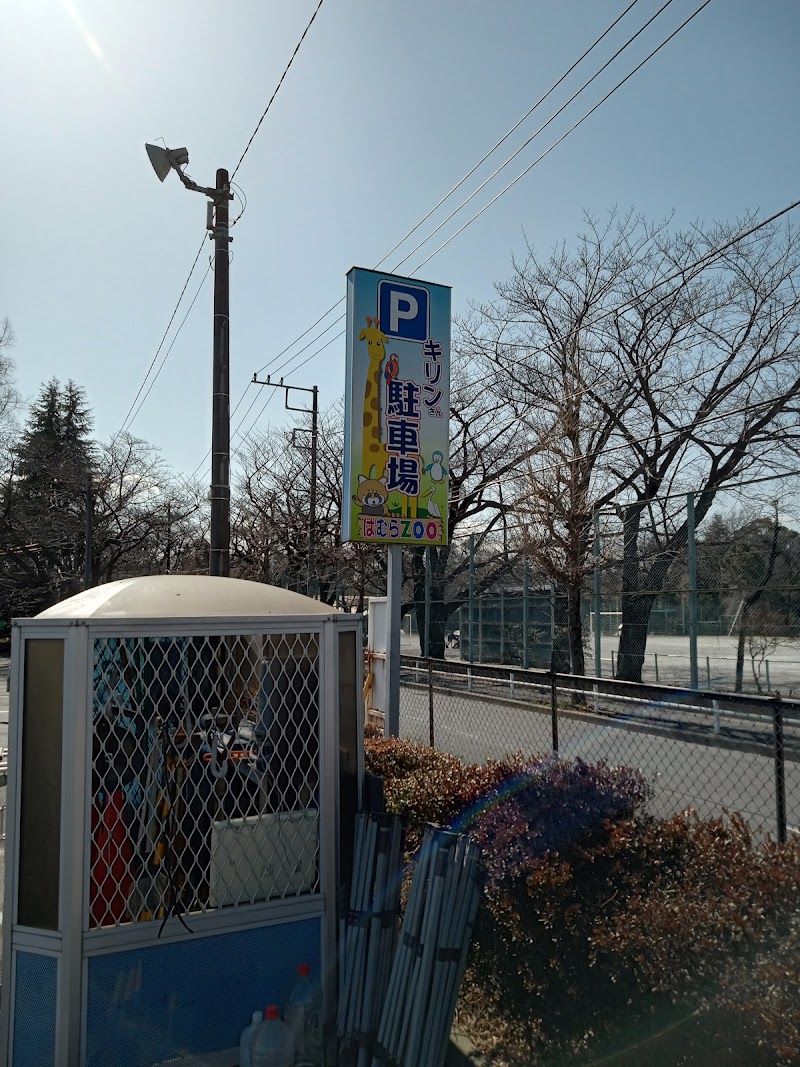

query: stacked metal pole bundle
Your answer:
[337,812,404,1066]
[372,826,483,1067]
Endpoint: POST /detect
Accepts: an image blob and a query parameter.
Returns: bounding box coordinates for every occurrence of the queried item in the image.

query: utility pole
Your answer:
[252,375,319,596]
[144,145,234,577]
[209,169,231,577]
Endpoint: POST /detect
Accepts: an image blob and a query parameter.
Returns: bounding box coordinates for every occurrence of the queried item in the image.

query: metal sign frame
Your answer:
[342,267,451,548]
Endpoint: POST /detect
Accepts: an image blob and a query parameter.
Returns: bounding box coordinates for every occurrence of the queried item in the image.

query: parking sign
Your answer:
[343,267,451,546]
[378,279,430,342]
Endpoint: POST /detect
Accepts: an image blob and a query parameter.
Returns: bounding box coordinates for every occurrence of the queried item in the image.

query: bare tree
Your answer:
[411,351,528,658]
[0,317,20,464]
[232,404,385,605]
[231,373,529,658]
[696,504,800,691]
[464,209,800,679]
[92,432,203,582]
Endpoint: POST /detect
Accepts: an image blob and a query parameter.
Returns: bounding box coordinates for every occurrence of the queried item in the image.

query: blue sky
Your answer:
[3,0,800,482]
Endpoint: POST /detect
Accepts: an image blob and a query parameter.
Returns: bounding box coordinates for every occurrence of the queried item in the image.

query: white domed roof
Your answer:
[36,575,340,620]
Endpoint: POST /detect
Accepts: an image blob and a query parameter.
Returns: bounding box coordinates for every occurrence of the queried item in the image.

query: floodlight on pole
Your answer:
[144,140,234,578]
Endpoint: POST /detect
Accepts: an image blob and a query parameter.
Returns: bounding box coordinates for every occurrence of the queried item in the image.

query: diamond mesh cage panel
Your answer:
[90,632,321,929]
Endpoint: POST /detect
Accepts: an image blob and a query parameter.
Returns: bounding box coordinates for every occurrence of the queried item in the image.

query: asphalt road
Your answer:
[399,683,800,836]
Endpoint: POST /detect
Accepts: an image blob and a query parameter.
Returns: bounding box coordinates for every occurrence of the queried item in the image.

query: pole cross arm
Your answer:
[251,376,319,597]
[253,375,316,411]
[290,427,317,451]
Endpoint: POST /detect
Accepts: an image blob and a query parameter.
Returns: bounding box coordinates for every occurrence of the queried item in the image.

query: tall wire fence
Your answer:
[390,484,800,839]
[410,482,800,696]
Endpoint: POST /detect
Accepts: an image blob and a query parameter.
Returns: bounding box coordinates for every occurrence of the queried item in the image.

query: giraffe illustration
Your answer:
[358,316,389,477]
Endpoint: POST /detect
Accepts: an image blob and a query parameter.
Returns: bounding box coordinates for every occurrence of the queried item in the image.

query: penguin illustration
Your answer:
[424,451,447,482]
[423,487,441,519]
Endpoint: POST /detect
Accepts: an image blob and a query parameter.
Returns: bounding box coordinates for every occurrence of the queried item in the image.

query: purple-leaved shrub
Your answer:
[365,735,800,1065]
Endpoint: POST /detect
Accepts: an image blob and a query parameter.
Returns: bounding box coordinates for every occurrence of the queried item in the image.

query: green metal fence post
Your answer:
[687,492,699,690]
[499,587,505,663]
[593,511,602,678]
[550,669,559,753]
[428,658,435,748]
[773,697,787,842]
[469,534,475,664]
[522,561,529,669]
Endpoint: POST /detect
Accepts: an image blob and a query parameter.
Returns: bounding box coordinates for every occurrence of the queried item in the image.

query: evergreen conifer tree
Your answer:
[0,379,95,616]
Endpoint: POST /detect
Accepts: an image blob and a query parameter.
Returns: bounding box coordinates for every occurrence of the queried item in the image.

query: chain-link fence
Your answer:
[592,490,800,693]
[87,633,321,928]
[396,655,799,840]
[419,486,800,696]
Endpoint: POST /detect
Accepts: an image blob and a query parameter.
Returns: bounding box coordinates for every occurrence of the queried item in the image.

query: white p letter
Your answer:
[390,291,418,333]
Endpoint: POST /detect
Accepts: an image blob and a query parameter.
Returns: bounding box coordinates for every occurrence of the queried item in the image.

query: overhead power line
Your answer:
[190,387,262,480]
[391,0,680,273]
[411,0,714,274]
[126,262,212,431]
[376,0,645,270]
[252,0,649,382]
[232,0,326,180]
[197,326,335,481]
[123,0,325,438]
[224,0,714,466]
[120,236,207,432]
[489,195,800,378]
[264,0,712,393]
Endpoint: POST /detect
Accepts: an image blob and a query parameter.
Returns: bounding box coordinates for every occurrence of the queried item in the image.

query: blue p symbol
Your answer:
[378,280,429,342]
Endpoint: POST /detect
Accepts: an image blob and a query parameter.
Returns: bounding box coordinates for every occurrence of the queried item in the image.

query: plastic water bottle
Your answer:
[286,962,323,1066]
[250,1005,293,1067]
[239,1009,262,1067]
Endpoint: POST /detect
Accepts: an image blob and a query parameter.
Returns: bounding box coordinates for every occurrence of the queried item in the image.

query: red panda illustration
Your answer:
[353,473,389,516]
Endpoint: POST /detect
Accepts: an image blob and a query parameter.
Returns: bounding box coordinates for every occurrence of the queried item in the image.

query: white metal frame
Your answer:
[2,624,71,1065]
[3,608,363,1067]
[321,619,339,1032]
[0,625,23,1060]
[58,625,90,1064]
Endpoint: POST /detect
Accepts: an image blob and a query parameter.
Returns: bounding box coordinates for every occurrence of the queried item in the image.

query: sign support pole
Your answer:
[386,545,402,737]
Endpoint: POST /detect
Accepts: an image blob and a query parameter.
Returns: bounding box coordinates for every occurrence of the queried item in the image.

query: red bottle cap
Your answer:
[265,1005,279,1020]
[298,963,311,977]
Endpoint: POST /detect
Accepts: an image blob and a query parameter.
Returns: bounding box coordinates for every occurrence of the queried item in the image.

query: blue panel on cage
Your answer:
[12,952,58,1067]
[85,918,322,1067]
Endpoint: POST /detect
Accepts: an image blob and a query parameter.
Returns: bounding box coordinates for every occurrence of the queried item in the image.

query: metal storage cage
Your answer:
[0,575,363,1067]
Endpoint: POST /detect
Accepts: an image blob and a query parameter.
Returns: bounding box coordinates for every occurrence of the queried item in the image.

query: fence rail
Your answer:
[391,655,799,842]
